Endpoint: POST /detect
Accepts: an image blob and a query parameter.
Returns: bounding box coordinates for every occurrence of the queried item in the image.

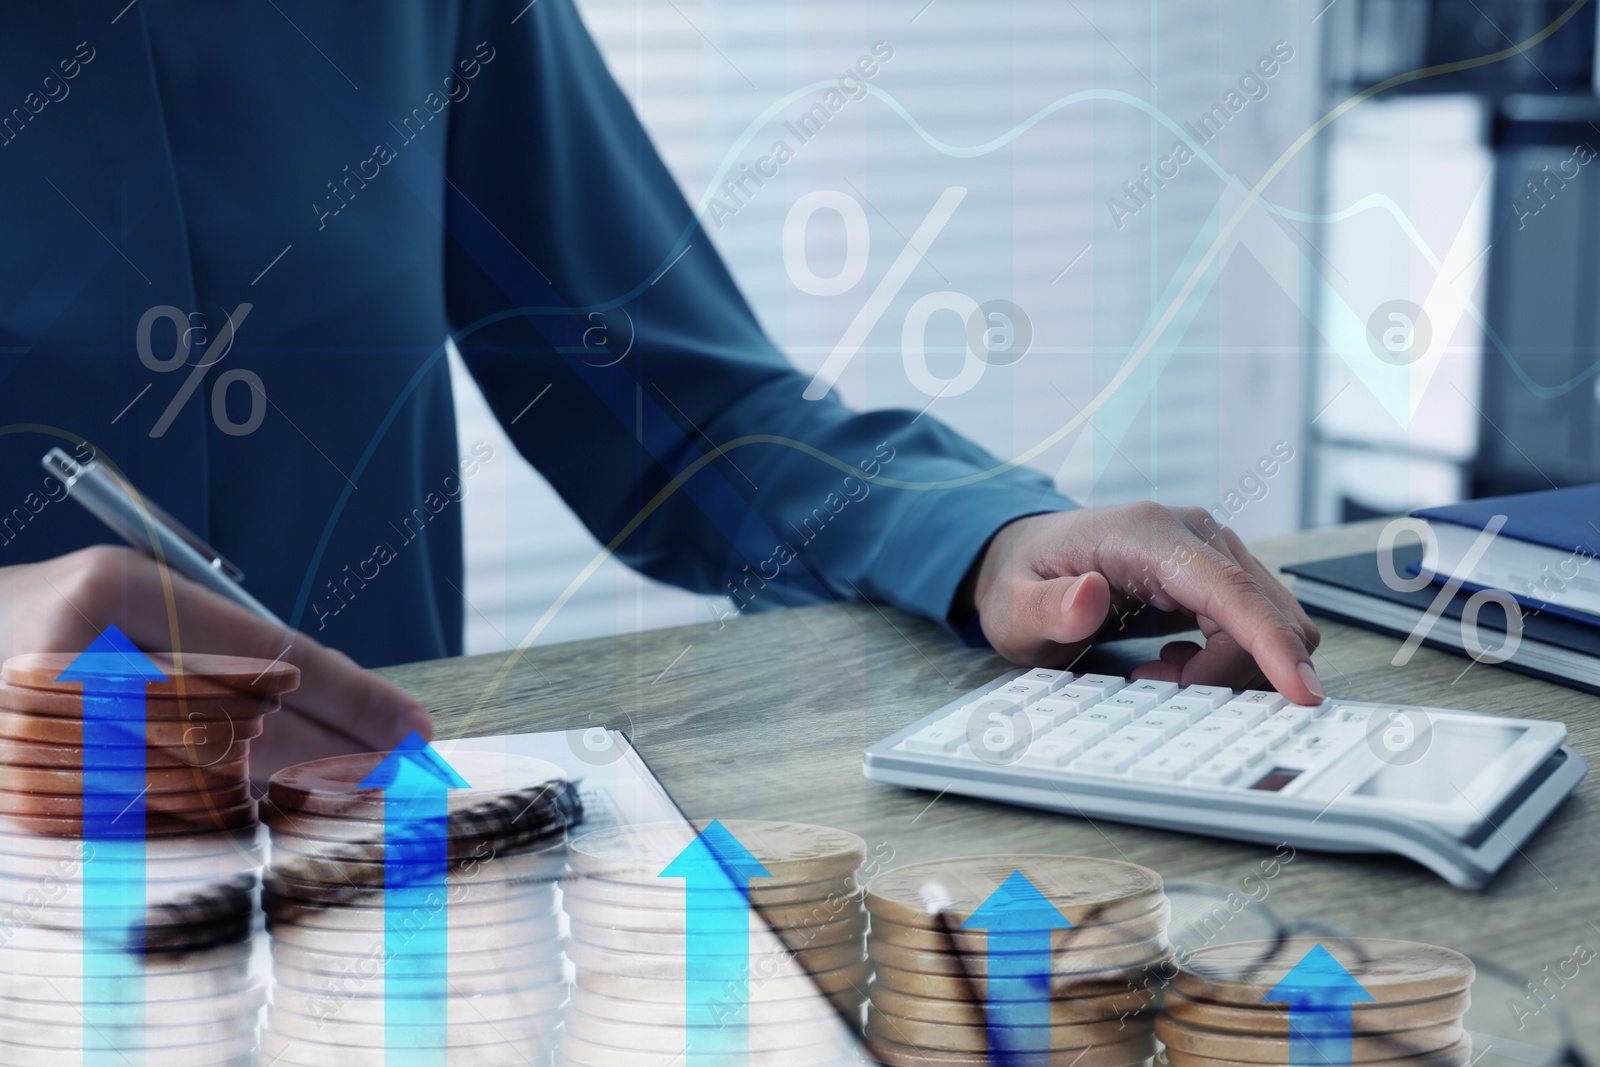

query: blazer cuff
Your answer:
[866,471,1077,643]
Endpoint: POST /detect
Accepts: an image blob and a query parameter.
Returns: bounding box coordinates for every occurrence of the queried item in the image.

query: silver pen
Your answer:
[42,447,286,627]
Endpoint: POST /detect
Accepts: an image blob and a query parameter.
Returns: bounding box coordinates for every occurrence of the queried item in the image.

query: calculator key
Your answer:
[1217,740,1269,766]
[1055,720,1109,745]
[1108,725,1168,755]
[1090,738,1145,757]
[899,723,966,754]
[1017,669,1074,692]
[1045,686,1104,712]
[1240,723,1292,750]
[1189,719,1248,744]
[1333,705,1372,723]
[1285,729,1351,760]
[1100,691,1161,715]
[1021,711,1062,738]
[1078,706,1135,732]
[1131,749,1198,781]
[1136,710,1191,738]
[1266,707,1313,733]
[950,742,1024,766]
[1122,679,1180,701]
[1179,685,1233,708]
[1211,705,1270,728]
[1070,747,1138,776]
[957,698,1031,731]
[964,693,1026,717]
[1189,756,1243,787]
[1223,690,1289,713]
[1028,698,1081,727]
[1015,736,1084,768]
[1071,674,1126,696]
[1163,732,1222,759]
[1154,698,1212,724]
[994,681,1054,706]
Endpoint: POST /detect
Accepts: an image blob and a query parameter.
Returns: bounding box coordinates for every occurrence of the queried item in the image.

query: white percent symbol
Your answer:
[794,187,988,401]
[1378,514,1524,666]
[137,303,264,438]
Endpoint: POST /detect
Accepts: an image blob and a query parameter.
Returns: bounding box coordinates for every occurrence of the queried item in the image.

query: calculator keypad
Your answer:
[896,674,1346,791]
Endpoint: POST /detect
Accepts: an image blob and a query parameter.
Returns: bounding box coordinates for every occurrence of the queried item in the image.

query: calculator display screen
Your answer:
[1250,767,1301,792]
[1353,721,1528,804]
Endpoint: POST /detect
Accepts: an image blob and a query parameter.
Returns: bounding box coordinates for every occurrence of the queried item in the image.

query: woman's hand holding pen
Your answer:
[0,545,434,781]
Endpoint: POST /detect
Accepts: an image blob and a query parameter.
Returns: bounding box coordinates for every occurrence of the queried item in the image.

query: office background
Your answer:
[449,0,1598,654]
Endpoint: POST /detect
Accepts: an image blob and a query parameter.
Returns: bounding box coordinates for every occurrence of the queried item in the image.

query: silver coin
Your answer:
[566,910,866,951]
[566,932,864,980]
[569,821,865,885]
[0,820,264,861]
[270,939,565,980]
[0,934,251,976]
[270,980,566,1025]
[0,981,265,1027]
[563,1005,847,1053]
[264,883,556,927]
[566,984,843,1027]
[562,871,861,911]
[267,920,562,958]
[0,963,257,1003]
[258,1028,548,1067]
[563,902,864,940]
[557,1030,852,1067]
[264,1003,562,1047]
[561,890,865,934]
[1,1011,259,1049]
[0,1030,256,1061]
[574,957,874,1004]
[269,958,563,1000]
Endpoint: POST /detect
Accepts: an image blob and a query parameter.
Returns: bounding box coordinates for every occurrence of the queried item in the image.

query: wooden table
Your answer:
[381,520,1600,1055]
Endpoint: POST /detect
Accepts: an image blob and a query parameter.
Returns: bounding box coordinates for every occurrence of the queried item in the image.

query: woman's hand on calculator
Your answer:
[967,504,1324,705]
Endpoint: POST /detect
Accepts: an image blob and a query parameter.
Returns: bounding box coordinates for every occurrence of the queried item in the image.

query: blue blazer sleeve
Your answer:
[443,0,1074,630]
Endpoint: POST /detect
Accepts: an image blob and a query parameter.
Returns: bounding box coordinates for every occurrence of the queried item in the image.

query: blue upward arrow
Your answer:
[1264,944,1376,1067]
[357,733,469,1066]
[658,821,771,1065]
[961,871,1074,1067]
[57,625,167,1064]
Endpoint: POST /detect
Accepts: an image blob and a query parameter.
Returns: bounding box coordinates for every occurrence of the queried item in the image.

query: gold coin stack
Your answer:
[257,749,571,1067]
[0,651,290,1065]
[1159,938,1475,1067]
[0,651,296,837]
[559,819,872,1067]
[864,855,1171,1067]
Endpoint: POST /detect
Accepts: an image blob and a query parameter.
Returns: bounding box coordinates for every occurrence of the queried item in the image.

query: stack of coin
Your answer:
[0,825,266,950]
[258,748,571,1066]
[0,902,262,1067]
[0,651,288,1063]
[0,651,297,837]
[559,820,872,1067]
[1159,938,1475,1067]
[863,855,1171,1067]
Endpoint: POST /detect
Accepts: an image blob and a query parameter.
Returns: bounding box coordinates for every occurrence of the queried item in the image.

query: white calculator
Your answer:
[862,669,1586,889]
